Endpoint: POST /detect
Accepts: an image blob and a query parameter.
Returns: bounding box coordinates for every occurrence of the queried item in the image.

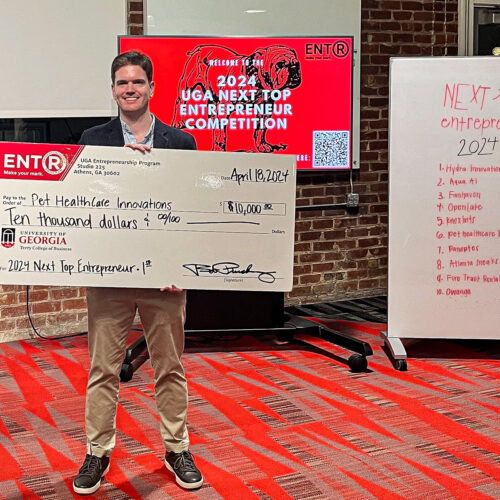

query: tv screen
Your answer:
[119,36,353,170]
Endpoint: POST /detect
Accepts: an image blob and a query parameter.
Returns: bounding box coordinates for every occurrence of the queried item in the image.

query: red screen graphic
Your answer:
[119,36,353,170]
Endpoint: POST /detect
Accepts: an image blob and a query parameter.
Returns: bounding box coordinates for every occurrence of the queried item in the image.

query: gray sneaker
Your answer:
[73,454,110,495]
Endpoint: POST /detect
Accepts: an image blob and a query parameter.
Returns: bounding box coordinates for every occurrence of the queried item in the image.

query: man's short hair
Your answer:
[111,51,153,83]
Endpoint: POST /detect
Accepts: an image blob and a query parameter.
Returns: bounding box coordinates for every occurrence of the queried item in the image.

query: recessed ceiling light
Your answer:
[245,9,266,14]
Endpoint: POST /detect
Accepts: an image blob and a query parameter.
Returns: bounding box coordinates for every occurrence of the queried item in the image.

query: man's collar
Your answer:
[120,114,155,145]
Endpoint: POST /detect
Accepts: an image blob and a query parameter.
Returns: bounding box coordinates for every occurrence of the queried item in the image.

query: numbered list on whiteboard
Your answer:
[437,81,500,297]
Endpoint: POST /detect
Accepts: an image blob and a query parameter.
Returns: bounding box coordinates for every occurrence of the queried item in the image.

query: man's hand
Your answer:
[124,143,152,153]
[160,284,184,293]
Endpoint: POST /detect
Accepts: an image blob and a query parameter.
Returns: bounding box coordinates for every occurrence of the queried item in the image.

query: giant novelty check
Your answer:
[0,142,296,291]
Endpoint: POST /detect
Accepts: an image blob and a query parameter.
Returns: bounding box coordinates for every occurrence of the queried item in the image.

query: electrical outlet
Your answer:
[346,193,359,208]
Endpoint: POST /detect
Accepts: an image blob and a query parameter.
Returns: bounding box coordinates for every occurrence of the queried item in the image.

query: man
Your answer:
[72,51,203,495]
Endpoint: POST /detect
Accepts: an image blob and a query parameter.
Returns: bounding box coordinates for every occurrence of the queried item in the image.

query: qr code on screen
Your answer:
[312,131,350,168]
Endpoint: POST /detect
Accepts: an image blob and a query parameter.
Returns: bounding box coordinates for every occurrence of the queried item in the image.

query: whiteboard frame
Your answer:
[387,56,500,358]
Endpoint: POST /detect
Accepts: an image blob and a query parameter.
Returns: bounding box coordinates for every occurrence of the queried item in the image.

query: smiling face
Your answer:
[112,65,155,118]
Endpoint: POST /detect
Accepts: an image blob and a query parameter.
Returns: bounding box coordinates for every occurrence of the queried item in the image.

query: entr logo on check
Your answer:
[3,151,67,175]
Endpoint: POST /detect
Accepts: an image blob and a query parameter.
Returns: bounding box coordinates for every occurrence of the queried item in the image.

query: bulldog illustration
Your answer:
[171,44,302,152]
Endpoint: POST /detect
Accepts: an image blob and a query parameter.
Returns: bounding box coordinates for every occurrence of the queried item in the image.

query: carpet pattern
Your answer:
[0,322,499,499]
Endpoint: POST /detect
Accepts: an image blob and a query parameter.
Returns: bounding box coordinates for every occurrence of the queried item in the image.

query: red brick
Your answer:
[381,1,402,9]
[324,252,343,261]
[393,11,413,20]
[300,274,321,285]
[312,219,334,230]
[370,10,392,20]
[28,290,49,302]
[0,285,22,292]
[128,13,143,24]
[312,263,335,273]
[295,198,310,207]
[288,286,313,298]
[337,260,356,270]
[378,21,403,30]
[358,279,380,289]
[129,26,144,35]
[62,298,87,311]
[50,287,79,300]
[367,33,392,44]
[348,249,370,259]
[311,283,337,295]
[299,253,323,264]
[312,196,335,205]
[358,238,381,248]
[301,187,325,197]
[294,242,312,252]
[349,228,369,238]
[337,240,357,250]
[347,270,369,279]
[295,220,312,232]
[369,227,384,236]
[294,264,312,275]
[402,1,424,10]
[129,2,143,11]
[299,232,322,242]
[15,317,32,330]
[357,258,379,269]
[0,318,16,331]
[31,302,62,314]
[0,293,18,305]
[46,313,81,326]
[324,230,349,241]
[1,305,28,318]
[335,282,359,293]
[313,242,335,252]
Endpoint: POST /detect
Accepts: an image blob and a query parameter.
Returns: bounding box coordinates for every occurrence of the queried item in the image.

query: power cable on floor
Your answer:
[26,286,88,341]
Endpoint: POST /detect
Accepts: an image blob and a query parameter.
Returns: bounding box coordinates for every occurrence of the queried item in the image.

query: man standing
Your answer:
[73,51,203,495]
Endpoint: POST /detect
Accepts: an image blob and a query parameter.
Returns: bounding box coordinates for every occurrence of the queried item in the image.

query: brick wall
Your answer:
[0,286,88,342]
[128,1,144,35]
[0,0,459,341]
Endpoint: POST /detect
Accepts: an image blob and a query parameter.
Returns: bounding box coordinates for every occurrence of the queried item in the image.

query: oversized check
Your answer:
[0,142,296,291]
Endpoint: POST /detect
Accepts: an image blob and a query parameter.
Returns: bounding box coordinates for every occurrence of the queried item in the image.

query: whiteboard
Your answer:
[0,0,126,118]
[144,0,361,168]
[388,56,500,340]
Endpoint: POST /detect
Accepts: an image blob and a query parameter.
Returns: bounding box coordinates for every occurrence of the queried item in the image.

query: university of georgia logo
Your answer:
[1,227,15,248]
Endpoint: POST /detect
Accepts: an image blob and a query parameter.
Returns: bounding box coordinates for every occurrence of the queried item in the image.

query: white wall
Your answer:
[1,0,127,118]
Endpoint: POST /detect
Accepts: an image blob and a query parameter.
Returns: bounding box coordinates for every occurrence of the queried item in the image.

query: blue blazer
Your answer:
[78,116,196,150]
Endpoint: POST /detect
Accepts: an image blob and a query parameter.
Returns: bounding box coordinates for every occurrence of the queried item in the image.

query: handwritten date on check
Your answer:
[0,142,296,291]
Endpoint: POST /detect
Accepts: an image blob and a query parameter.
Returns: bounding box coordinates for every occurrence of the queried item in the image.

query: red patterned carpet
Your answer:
[0,321,499,499]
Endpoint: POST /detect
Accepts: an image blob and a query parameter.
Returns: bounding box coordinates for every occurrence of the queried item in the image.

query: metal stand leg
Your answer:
[120,317,375,381]
[285,315,373,372]
[380,330,407,371]
[120,336,148,382]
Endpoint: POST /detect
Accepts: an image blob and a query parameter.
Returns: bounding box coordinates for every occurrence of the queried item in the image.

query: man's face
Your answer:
[112,65,154,116]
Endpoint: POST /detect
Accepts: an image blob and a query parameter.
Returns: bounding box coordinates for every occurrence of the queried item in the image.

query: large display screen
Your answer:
[119,36,353,170]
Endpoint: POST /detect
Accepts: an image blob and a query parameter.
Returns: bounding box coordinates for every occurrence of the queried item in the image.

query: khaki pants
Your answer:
[85,287,189,457]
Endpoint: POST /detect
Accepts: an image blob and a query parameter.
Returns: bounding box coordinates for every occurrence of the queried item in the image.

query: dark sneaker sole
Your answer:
[164,459,204,490]
[72,463,110,495]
